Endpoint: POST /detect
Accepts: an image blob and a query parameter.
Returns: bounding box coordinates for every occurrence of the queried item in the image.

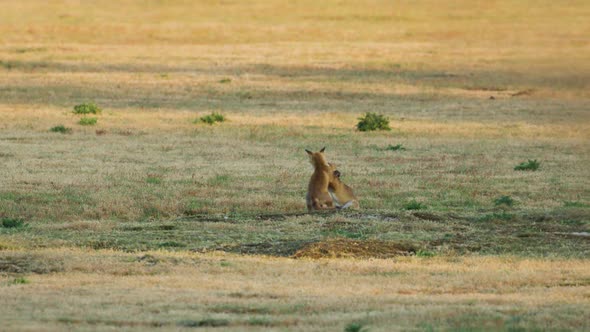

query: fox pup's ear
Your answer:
[305,149,312,155]
[320,147,326,153]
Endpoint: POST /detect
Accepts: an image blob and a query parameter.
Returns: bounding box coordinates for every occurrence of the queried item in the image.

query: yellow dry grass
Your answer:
[1,248,589,331]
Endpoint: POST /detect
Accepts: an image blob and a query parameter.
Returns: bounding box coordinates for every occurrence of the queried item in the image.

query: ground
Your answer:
[0,0,589,331]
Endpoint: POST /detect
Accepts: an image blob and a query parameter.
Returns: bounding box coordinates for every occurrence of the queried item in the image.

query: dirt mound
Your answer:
[292,238,416,259]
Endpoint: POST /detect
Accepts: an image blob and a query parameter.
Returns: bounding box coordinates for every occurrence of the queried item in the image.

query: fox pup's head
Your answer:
[305,147,329,169]
[328,162,342,180]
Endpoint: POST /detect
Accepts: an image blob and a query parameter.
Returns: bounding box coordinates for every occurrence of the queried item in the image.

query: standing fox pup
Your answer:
[305,147,335,211]
[328,163,360,209]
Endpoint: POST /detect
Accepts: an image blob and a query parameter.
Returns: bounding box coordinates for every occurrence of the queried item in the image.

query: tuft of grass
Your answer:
[356,112,391,131]
[345,322,369,332]
[404,200,426,210]
[514,159,540,171]
[11,277,29,285]
[494,195,515,207]
[1,217,25,228]
[49,125,72,134]
[146,176,162,185]
[79,117,98,126]
[199,112,226,125]
[73,103,101,115]
[177,318,230,328]
[385,144,406,151]
[219,78,231,83]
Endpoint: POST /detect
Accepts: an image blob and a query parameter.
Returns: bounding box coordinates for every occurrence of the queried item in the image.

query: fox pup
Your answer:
[328,163,360,209]
[305,147,335,211]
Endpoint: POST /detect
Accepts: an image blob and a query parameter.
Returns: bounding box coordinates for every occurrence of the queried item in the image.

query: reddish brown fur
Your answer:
[305,147,335,211]
[328,163,360,209]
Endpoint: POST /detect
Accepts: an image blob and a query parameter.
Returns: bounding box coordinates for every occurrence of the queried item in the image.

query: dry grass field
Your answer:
[1,0,589,330]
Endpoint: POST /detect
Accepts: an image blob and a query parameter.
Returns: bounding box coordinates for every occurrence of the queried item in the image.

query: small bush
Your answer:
[356,112,391,131]
[79,117,98,126]
[199,112,225,125]
[385,144,406,151]
[345,322,368,332]
[11,277,29,285]
[514,159,540,171]
[1,217,25,228]
[494,195,514,207]
[404,200,426,210]
[73,102,101,115]
[49,125,72,134]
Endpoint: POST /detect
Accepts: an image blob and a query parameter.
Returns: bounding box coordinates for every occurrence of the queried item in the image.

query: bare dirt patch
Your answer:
[293,238,416,259]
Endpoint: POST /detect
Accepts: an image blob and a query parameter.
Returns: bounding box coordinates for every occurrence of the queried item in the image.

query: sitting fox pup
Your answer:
[328,163,360,209]
[305,147,335,211]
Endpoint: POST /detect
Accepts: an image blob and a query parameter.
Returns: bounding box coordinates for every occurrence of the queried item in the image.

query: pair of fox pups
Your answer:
[305,147,359,211]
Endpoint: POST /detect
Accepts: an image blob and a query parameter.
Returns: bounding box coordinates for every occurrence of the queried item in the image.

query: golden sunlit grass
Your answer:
[1,248,589,331]
[1,0,589,330]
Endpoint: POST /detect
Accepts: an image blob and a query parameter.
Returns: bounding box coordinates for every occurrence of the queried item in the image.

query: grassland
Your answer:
[1,0,589,330]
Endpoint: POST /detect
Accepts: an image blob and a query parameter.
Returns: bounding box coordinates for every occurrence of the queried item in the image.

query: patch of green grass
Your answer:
[73,102,101,115]
[146,176,162,185]
[199,112,226,124]
[404,200,426,210]
[49,125,72,134]
[1,218,25,228]
[78,117,98,126]
[385,144,406,151]
[475,212,514,222]
[563,201,589,208]
[11,277,29,285]
[208,174,231,186]
[345,322,369,332]
[356,112,390,131]
[494,195,515,207]
[219,78,231,83]
[177,318,230,328]
[247,317,272,326]
[514,159,540,171]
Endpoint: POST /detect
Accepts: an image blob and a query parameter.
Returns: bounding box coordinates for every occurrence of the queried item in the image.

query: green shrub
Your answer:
[344,322,368,332]
[404,200,426,210]
[494,195,514,207]
[11,277,29,284]
[1,217,25,228]
[514,159,540,171]
[385,144,406,151]
[79,117,98,126]
[73,102,101,115]
[356,112,391,131]
[49,125,72,134]
[199,112,226,125]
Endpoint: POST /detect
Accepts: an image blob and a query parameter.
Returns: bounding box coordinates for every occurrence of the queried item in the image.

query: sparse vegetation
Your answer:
[49,125,72,134]
[385,144,406,151]
[404,200,426,210]
[494,195,515,207]
[356,112,391,131]
[514,159,540,171]
[11,277,29,285]
[0,1,589,330]
[78,117,98,126]
[345,322,369,332]
[199,112,225,124]
[73,103,101,115]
